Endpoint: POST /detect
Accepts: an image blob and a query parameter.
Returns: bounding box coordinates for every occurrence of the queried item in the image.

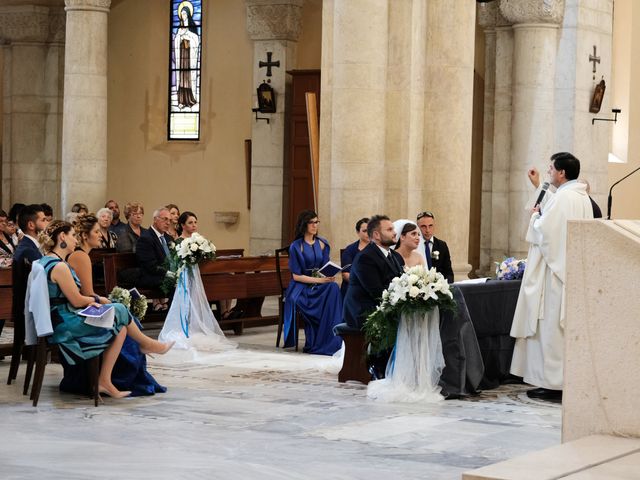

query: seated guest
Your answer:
[340,217,369,298]
[71,203,88,215]
[96,207,118,248]
[65,214,166,396]
[8,203,26,240]
[39,221,173,398]
[105,199,128,238]
[40,203,54,223]
[6,218,20,248]
[392,219,425,268]
[135,207,173,289]
[65,212,79,224]
[177,211,198,239]
[116,201,146,253]
[165,204,180,240]
[283,210,342,355]
[0,209,16,261]
[416,211,454,283]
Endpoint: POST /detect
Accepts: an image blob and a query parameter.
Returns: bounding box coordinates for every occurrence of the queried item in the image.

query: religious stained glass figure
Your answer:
[169,0,202,140]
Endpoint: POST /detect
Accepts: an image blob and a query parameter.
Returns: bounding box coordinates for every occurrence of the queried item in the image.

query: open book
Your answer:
[79,305,115,329]
[317,261,351,278]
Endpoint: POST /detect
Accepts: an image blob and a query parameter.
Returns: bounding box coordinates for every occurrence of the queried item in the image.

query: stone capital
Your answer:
[65,0,111,13]
[500,0,564,25]
[478,1,499,29]
[0,5,65,43]
[246,0,304,41]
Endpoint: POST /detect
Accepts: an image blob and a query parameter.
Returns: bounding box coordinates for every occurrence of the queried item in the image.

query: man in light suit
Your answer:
[135,207,174,289]
[416,211,454,283]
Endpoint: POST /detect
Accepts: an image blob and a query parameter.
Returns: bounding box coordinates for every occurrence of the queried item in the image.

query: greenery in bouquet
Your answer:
[108,286,148,321]
[363,265,456,354]
[160,233,217,295]
[495,257,526,280]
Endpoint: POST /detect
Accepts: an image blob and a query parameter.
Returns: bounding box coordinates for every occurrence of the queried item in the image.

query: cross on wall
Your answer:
[589,45,600,80]
[259,52,280,77]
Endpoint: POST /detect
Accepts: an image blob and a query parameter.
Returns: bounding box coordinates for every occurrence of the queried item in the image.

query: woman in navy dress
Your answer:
[340,217,369,298]
[283,210,342,355]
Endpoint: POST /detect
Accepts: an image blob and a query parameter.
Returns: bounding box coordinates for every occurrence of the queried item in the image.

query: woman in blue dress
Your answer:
[40,220,173,399]
[340,217,370,298]
[283,210,342,355]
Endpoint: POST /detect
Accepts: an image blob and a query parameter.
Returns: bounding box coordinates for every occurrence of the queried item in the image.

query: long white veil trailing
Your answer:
[158,264,236,361]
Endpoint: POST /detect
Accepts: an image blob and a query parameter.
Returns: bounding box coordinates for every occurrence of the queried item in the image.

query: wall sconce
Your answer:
[592,108,621,125]
[252,81,276,124]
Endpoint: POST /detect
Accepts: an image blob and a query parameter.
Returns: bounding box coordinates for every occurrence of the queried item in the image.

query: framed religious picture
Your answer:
[589,79,606,114]
[257,82,276,113]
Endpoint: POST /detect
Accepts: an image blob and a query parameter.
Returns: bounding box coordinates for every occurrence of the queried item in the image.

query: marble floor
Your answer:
[0,325,561,480]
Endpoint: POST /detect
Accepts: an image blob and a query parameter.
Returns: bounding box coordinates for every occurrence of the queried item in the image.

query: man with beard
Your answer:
[105,199,127,238]
[343,215,404,378]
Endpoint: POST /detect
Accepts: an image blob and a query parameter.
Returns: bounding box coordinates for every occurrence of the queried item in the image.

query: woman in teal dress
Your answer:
[40,220,173,399]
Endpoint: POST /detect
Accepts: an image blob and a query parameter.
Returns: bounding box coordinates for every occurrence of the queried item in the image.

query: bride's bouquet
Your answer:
[161,233,216,294]
[495,257,526,280]
[364,265,456,354]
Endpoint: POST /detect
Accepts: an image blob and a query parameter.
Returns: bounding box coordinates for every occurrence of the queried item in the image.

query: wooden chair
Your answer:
[274,246,303,350]
[333,323,370,384]
[7,260,31,386]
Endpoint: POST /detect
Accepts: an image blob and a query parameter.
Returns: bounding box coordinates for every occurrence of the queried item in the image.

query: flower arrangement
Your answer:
[495,257,527,280]
[161,233,216,294]
[108,286,148,320]
[363,265,456,354]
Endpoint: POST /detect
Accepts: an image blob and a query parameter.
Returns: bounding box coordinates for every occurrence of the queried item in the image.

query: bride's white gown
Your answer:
[158,264,236,359]
[367,308,444,403]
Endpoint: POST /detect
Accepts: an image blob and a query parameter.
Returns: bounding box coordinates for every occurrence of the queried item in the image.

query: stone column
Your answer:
[319,0,389,253]
[0,5,65,213]
[477,2,499,276]
[500,0,565,257]
[246,0,304,255]
[424,0,476,280]
[60,0,111,214]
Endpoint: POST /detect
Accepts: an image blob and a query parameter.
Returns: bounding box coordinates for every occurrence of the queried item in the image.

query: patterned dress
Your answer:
[41,256,130,365]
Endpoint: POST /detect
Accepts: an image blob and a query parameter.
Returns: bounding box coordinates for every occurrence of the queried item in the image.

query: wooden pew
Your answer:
[102,250,287,334]
[0,268,13,356]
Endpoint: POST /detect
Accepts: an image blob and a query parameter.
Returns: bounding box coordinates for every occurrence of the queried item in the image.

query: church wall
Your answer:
[106,0,322,249]
[608,0,640,219]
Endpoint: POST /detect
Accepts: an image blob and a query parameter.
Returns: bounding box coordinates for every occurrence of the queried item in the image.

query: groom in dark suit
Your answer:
[343,215,404,379]
[136,207,174,288]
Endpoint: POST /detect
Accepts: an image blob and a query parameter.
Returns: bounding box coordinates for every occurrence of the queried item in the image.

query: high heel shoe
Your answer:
[98,387,132,399]
[141,341,175,357]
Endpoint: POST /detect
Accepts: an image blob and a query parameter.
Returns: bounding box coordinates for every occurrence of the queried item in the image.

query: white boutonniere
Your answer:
[432,250,440,261]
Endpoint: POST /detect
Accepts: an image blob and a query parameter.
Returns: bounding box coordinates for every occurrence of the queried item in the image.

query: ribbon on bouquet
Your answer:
[178,268,191,338]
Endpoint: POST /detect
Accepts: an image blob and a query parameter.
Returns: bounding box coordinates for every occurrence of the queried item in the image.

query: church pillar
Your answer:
[424,0,476,280]
[500,0,565,257]
[477,2,499,276]
[60,0,110,214]
[0,5,65,213]
[246,0,303,255]
[319,0,389,252]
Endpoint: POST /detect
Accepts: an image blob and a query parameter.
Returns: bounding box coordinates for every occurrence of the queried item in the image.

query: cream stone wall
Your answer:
[107,0,321,249]
[608,0,640,219]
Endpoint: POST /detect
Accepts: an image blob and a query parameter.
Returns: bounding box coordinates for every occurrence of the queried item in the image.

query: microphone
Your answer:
[534,182,550,209]
[607,166,640,219]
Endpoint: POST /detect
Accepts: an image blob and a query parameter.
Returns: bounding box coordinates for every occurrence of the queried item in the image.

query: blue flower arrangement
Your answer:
[495,257,526,280]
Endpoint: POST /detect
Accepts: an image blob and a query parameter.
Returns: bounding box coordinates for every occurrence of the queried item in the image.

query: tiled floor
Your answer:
[0,326,561,480]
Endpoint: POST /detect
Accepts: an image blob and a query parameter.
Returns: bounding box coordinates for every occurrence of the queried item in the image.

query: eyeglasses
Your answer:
[158,217,171,222]
[416,211,434,220]
[307,220,320,225]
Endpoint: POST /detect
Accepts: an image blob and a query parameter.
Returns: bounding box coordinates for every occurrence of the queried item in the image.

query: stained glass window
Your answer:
[168,0,202,140]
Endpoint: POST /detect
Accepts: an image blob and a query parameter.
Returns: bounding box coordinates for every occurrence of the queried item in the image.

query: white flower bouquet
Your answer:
[161,233,217,294]
[495,257,526,280]
[363,265,456,353]
[108,286,148,320]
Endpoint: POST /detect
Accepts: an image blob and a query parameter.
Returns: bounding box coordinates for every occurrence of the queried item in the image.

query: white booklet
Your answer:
[79,305,115,329]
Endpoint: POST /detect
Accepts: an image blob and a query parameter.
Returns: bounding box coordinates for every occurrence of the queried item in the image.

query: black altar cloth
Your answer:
[454,279,521,389]
[438,286,485,397]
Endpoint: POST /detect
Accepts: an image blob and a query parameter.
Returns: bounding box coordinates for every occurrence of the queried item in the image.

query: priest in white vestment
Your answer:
[510,152,593,399]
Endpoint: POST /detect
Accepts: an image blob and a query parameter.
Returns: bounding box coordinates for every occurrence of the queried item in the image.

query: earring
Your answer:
[60,241,67,249]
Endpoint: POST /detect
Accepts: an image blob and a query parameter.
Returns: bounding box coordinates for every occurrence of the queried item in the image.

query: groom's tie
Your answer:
[424,240,432,269]
[160,235,170,257]
[387,252,401,275]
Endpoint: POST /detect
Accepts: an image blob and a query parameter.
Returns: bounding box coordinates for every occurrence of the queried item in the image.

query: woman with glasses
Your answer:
[282,210,342,355]
[116,202,147,253]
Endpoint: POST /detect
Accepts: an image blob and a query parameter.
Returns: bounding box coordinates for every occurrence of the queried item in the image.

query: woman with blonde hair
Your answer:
[165,204,180,240]
[116,202,146,253]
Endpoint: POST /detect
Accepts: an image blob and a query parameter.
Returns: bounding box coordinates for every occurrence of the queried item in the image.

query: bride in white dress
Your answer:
[367,219,445,403]
[158,211,236,359]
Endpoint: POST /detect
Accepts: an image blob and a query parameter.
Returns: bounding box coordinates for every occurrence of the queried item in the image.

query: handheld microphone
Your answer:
[534,182,550,208]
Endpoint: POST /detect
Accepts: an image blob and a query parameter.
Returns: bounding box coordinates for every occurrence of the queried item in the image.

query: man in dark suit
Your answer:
[416,211,454,283]
[135,207,174,288]
[343,215,404,379]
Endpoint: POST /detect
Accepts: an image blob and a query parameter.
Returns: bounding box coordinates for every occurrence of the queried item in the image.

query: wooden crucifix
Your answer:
[259,52,280,77]
[589,45,600,80]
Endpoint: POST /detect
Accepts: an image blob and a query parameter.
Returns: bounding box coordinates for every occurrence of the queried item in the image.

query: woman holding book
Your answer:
[39,220,172,399]
[64,214,168,396]
[283,210,342,355]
